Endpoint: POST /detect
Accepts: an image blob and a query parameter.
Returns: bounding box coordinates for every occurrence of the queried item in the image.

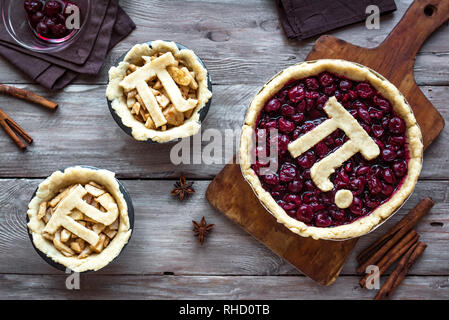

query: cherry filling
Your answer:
[251,72,410,227]
[24,0,80,40]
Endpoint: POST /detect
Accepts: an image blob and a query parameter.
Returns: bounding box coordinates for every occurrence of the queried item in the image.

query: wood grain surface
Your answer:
[0,0,448,299]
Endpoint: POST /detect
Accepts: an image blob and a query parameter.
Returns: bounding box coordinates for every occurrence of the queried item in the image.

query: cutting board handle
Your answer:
[379,0,449,59]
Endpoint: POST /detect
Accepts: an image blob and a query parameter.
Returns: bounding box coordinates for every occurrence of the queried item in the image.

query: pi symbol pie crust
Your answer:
[240,59,423,240]
[288,96,380,207]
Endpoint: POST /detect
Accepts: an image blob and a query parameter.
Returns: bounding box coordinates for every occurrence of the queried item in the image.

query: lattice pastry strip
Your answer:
[288,96,380,200]
[120,52,198,128]
[42,184,119,250]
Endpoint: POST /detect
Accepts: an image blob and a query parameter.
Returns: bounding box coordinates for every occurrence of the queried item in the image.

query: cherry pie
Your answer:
[106,41,212,143]
[240,60,423,240]
[27,167,132,272]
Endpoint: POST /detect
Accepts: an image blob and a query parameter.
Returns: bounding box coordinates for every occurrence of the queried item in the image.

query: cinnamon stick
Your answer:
[0,84,58,110]
[356,198,434,273]
[360,230,419,288]
[392,242,427,288]
[0,109,33,150]
[374,242,427,300]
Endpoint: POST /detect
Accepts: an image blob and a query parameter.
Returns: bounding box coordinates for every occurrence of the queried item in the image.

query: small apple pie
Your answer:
[27,167,132,272]
[106,40,212,143]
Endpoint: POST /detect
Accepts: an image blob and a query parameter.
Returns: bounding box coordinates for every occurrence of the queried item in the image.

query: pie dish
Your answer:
[27,166,133,272]
[106,40,213,143]
[240,59,423,240]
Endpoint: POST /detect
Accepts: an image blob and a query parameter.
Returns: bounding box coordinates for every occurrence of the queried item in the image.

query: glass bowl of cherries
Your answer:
[1,0,91,53]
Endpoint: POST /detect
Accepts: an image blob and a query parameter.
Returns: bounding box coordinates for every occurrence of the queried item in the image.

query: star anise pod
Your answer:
[171,175,195,201]
[192,217,214,245]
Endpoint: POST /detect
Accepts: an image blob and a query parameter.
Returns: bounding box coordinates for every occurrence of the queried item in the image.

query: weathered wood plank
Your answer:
[0,179,447,276]
[0,0,447,86]
[0,274,448,299]
[0,0,447,300]
[0,84,447,179]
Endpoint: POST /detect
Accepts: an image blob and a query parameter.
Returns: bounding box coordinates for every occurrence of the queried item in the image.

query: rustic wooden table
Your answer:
[0,0,448,300]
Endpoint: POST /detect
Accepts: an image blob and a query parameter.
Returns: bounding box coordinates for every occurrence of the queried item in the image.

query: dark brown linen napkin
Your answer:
[0,2,135,90]
[0,0,111,65]
[276,0,397,40]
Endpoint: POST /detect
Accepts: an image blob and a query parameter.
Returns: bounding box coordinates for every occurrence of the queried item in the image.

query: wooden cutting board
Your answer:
[206,0,447,285]
[307,0,447,148]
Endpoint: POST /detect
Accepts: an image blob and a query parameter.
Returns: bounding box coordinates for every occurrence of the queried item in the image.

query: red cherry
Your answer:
[277,135,290,154]
[349,197,363,215]
[279,163,298,183]
[389,117,406,134]
[372,124,384,138]
[373,96,391,112]
[367,176,382,195]
[393,160,407,177]
[288,85,305,103]
[323,84,336,95]
[288,180,303,193]
[381,148,397,162]
[297,152,315,169]
[305,77,320,90]
[55,13,66,24]
[30,11,44,26]
[44,1,63,17]
[319,73,334,87]
[36,21,49,35]
[263,174,279,185]
[284,194,302,206]
[315,212,332,227]
[278,200,297,211]
[25,0,43,14]
[356,166,371,176]
[339,79,352,91]
[297,204,314,223]
[292,128,302,140]
[330,209,346,223]
[389,136,406,146]
[302,191,317,203]
[265,98,281,113]
[314,142,328,158]
[344,162,353,173]
[264,120,277,130]
[365,196,380,209]
[44,17,56,29]
[357,107,371,124]
[382,184,394,196]
[356,83,374,98]
[350,178,365,195]
[291,113,305,123]
[51,23,68,38]
[281,105,296,117]
[382,168,396,184]
[296,99,306,112]
[278,117,295,133]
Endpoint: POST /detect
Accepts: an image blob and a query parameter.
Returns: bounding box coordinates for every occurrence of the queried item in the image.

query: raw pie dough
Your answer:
[240,59,423,240]
[27,167,132,272]
[106,40,212,143]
